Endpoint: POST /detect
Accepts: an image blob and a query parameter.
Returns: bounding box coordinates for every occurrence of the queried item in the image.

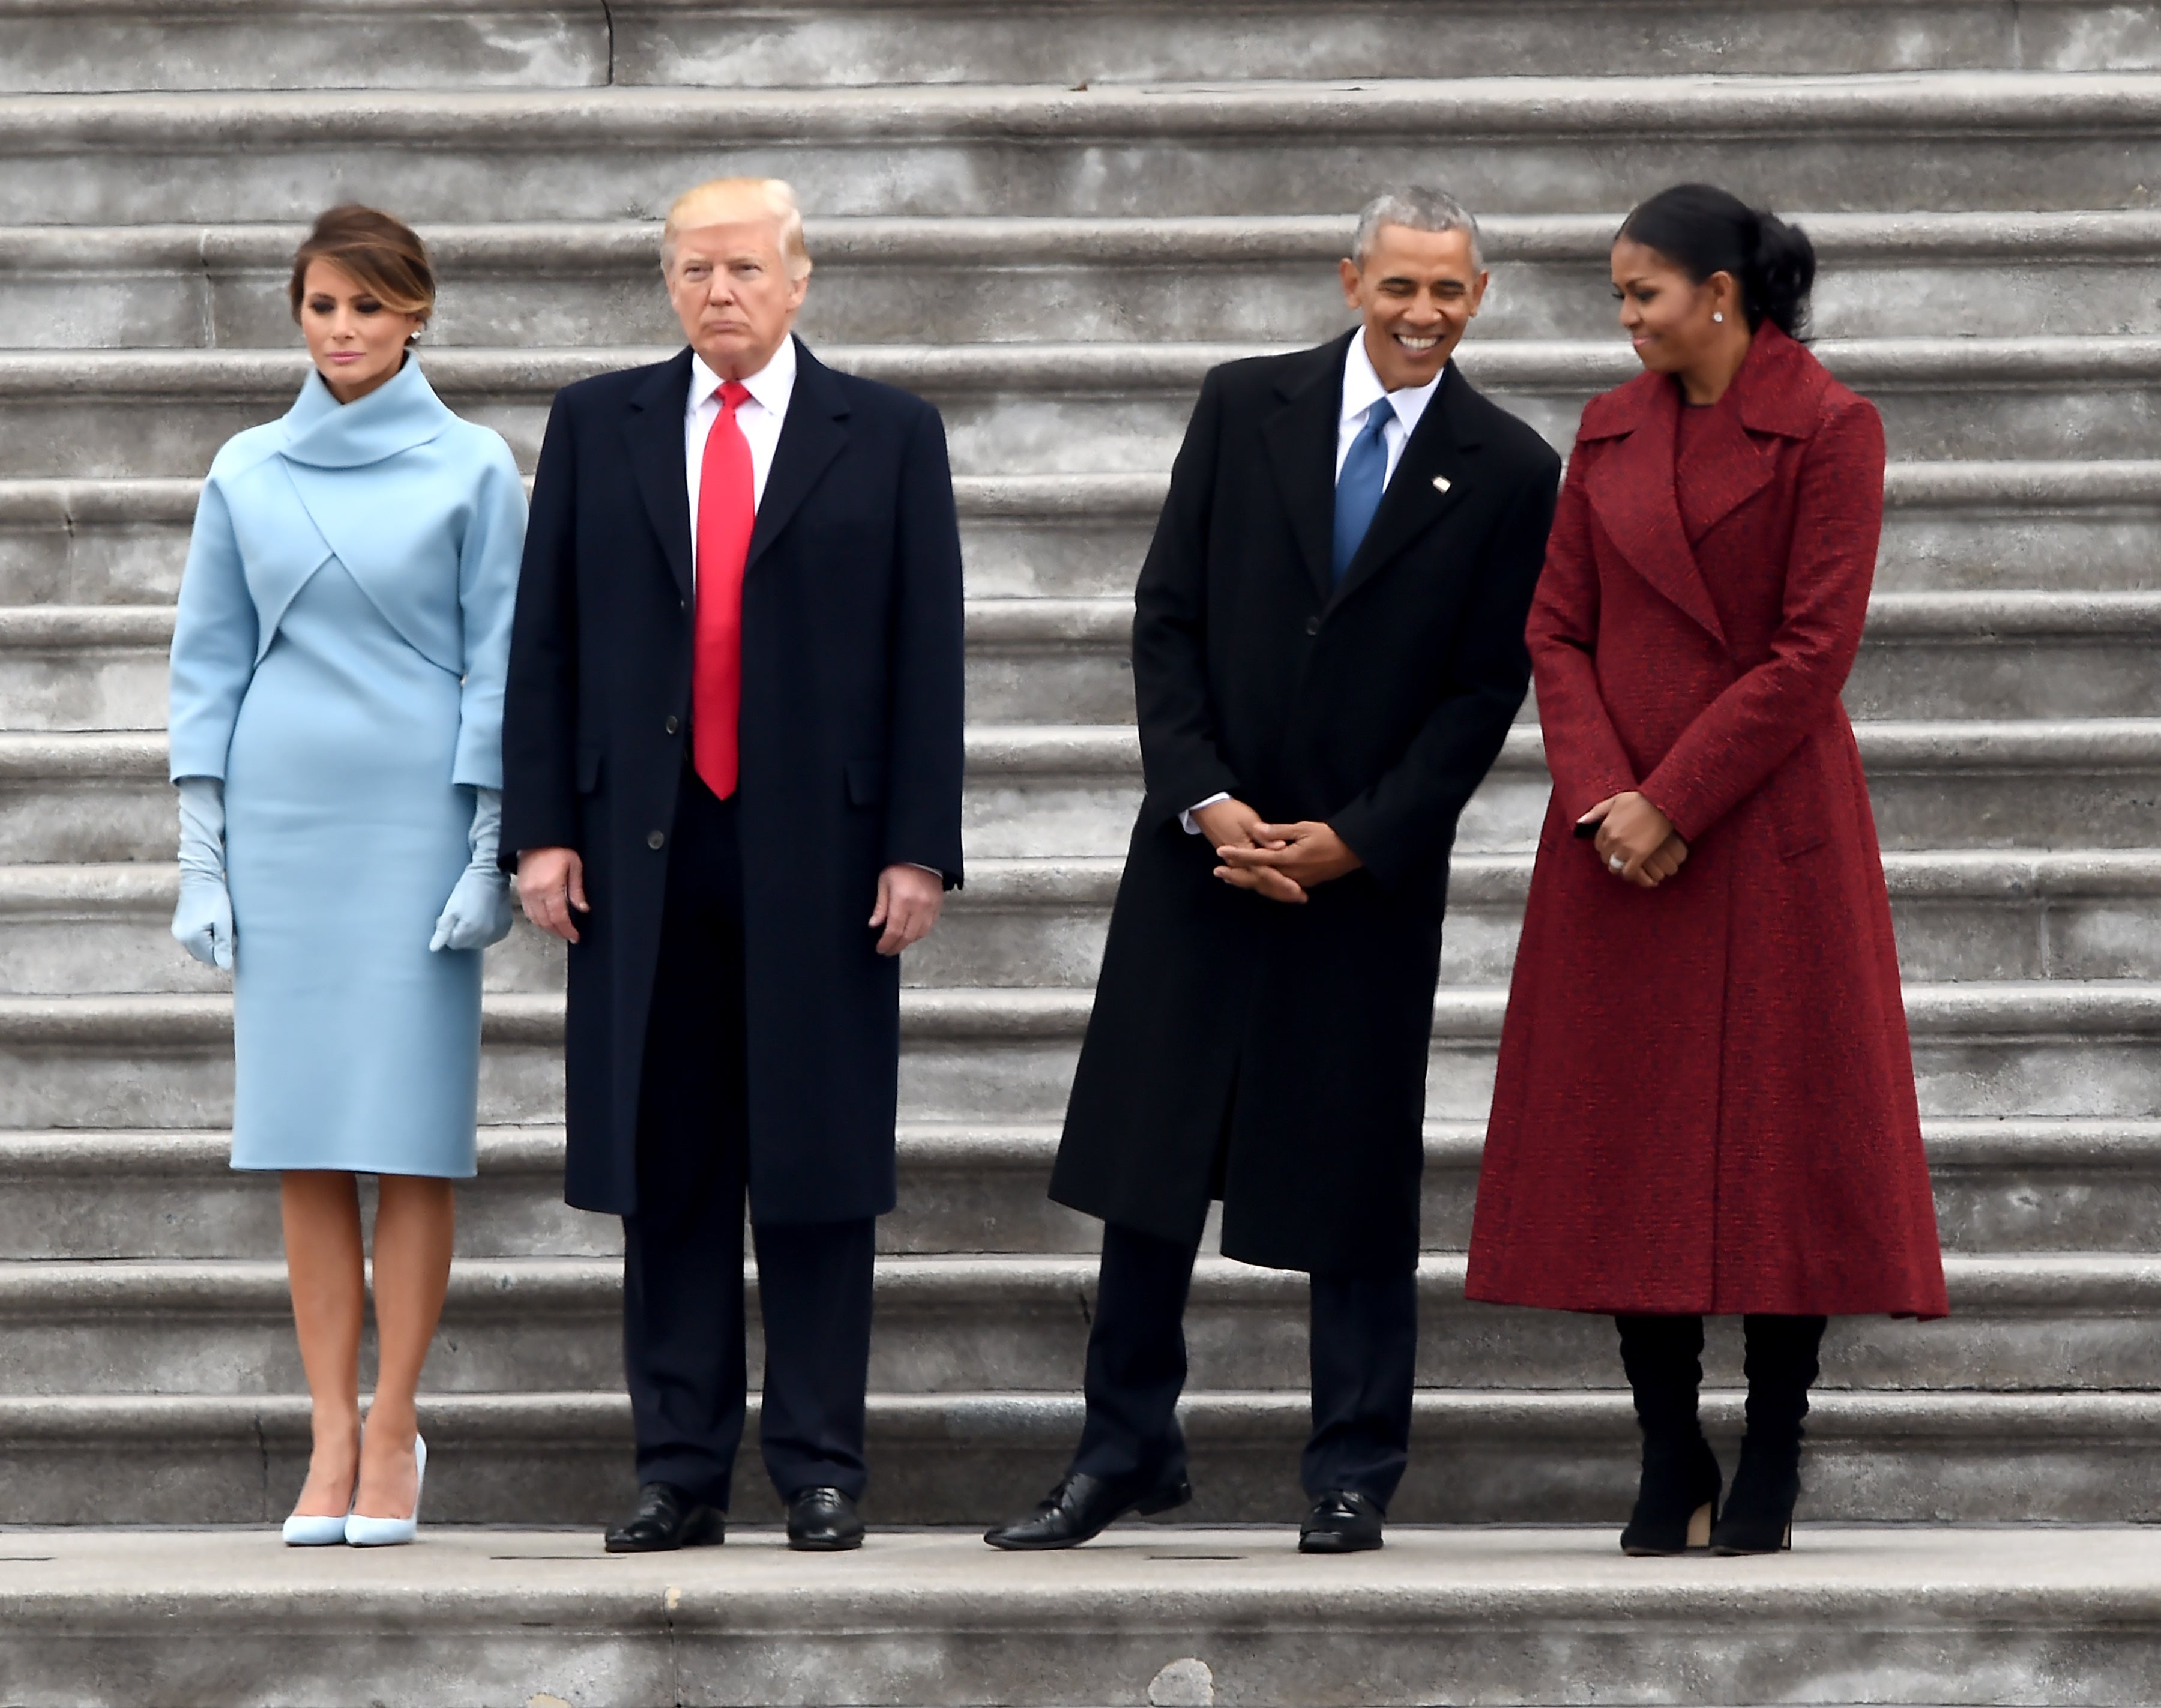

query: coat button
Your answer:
[1305,615,1322,636]
[647,830,665,850]
[665,716,679,735]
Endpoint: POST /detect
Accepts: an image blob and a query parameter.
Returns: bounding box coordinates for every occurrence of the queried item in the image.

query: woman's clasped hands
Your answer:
[1578,791,1689,889]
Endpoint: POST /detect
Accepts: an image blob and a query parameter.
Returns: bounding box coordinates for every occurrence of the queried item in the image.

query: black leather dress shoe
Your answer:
[983,1468,1193,1550]
[1298,1490,1384,1554]
[786,1486,866,1551]
[604,1482,725,1553]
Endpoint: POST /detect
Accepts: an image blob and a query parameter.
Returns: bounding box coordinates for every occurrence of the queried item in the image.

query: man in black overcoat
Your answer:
[986,188,1560,1555]
[502,178,964,1553]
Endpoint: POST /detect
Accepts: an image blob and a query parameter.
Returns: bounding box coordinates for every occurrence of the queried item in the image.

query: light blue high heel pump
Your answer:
[283,1458,357,1547]
[345,1435,426,1547]
[282,1510,350,1547]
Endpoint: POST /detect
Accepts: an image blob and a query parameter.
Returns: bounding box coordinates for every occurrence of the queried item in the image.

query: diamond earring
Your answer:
[1713,312,1724,324]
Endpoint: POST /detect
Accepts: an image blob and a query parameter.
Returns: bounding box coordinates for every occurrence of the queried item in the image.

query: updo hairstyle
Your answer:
[1617,183,1815,340]
[287,205,435,344]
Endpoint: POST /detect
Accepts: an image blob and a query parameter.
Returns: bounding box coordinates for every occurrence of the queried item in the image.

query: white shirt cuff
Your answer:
[1180,792,1232,836]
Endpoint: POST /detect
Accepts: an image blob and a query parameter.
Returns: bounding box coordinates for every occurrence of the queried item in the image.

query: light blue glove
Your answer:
[431,786,515,952]
[172,775,234,971]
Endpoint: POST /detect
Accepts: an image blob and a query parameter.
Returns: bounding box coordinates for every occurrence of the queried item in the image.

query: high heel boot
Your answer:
[1615,1314,1721,1556]
[1710,1313,1826,1555]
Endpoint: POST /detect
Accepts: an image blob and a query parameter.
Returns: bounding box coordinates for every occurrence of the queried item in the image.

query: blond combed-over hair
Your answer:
[662,177,813,280]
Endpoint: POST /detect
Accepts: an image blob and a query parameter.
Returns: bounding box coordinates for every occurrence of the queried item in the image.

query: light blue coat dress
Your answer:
[168,359,525,1177]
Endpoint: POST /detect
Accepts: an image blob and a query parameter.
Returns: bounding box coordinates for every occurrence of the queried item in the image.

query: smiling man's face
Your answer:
[1339,222,1488,392]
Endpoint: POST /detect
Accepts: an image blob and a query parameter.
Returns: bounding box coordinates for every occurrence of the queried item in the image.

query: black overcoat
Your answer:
[501,340,965,1223]
[1050,332,1560,1276]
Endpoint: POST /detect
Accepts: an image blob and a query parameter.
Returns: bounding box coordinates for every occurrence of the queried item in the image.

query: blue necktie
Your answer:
[1331,400,1394,585]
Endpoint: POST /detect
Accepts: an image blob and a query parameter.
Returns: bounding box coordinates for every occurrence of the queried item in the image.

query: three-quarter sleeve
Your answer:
[167,475,259,783]
[450,437,528,791]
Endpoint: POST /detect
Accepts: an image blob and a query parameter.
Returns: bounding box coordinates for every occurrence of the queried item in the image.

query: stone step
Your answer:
[13,591,2161,732]
[0,1248,2153,1396]
[6,462,2156,608]
[0,600,1143,731]
[15,846,2161,996]
[4,338,2159,478]
[12,720,2161,865]
[11,211,2161,349]
[0,1114,2154,1261]
[4,978,2161,1130]
[13,0,2159,94]
[7,1525,2161,1708]
[4,1386,2161,1529]
[5,76,2161,225]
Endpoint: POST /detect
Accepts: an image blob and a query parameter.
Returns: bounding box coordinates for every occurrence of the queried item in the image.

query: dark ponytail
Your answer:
[1617,183,1816,340]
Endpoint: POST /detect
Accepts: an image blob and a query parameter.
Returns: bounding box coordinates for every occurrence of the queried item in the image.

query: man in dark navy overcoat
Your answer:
[502,177,964,1553]
[987,187,1560,1556]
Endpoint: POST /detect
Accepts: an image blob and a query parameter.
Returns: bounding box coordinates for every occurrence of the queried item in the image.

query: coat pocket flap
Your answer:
[845,758,888,806]
[1781,829,1828,860]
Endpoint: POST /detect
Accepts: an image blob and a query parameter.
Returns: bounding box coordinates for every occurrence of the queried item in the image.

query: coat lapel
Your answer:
[1583,374,1727,649]
[1260,332,1351,604]
[1674,325,1821,543]
[1329,360,1478,611]
[749,338,849,569]
[625,348,696,608]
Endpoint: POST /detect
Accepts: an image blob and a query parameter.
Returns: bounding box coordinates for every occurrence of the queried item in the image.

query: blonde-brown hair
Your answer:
[288,205,435,339]
[662,177,812,281]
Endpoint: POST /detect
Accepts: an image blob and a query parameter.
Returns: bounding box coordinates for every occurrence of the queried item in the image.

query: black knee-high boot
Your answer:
[1709,1313,1827,1555]
[1614,1314,1721,1556]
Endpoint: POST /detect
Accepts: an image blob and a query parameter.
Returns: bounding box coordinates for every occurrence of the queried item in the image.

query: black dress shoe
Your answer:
[1298,1490,1384,1554]
[983,1468,1192,1550]
[604,1482,725,1553]
[786,1486,866,1551]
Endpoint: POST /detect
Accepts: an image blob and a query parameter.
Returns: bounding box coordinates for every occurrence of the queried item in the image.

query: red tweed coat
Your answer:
[1465,325,1947,1318]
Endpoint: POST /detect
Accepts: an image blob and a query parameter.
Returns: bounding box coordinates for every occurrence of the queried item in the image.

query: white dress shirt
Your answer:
[685,336,796,582]
[1183,333,1445,834]
[1335,327,1442,486]
[683,337,941,883]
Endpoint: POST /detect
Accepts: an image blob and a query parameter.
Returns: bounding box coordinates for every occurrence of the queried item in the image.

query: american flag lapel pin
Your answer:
[1432,475,1452,493]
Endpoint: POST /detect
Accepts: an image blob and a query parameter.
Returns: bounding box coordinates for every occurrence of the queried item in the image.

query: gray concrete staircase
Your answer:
[3,1,2161,1701]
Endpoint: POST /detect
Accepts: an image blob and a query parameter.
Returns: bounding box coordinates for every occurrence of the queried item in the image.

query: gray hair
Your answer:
[1352,186,1483,270]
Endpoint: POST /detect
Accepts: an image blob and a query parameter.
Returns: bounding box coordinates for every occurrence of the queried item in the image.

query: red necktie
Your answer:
[693,379,755,799]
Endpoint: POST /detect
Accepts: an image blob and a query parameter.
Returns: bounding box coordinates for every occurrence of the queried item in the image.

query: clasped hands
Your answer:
[516,848,942,956]
[1196,798,1361,904]
[1578,791,1689,889]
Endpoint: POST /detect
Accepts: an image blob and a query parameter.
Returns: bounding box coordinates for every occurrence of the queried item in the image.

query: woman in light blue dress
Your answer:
[166,207,524,1547]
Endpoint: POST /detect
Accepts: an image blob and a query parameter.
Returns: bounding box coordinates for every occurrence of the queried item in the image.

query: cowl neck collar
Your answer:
[280,355,454,469]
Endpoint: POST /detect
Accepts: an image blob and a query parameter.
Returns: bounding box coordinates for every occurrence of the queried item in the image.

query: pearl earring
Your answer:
[1713,312,1724,324]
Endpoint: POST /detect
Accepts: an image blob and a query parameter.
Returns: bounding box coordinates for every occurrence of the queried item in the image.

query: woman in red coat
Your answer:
[1465,184,1947,1557]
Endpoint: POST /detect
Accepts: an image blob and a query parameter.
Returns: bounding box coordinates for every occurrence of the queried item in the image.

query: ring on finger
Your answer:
[1608,855,1626,874]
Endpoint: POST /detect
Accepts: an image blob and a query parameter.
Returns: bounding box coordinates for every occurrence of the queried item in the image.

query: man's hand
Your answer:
[516,846,589,942]
[1579,792,1689,889]
[870,863,944,956]
[1214,820,1363,903]
[1193,798,1298,902]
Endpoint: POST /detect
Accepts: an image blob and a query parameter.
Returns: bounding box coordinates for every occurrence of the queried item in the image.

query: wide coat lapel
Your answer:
[625,348,696,608]
[1674,324,1822,543]
[1582,372,1727,650]
[1330,359,1479,611]
[749,338,850,569]
[1259,332,1351,605]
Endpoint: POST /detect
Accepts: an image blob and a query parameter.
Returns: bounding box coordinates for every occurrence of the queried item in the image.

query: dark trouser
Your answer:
[1071,1219,1417,1510]
[622,770,876,1510]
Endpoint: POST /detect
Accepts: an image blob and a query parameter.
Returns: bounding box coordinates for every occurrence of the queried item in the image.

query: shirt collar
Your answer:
[689,334,798,418]
[1341,329,1444,436]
